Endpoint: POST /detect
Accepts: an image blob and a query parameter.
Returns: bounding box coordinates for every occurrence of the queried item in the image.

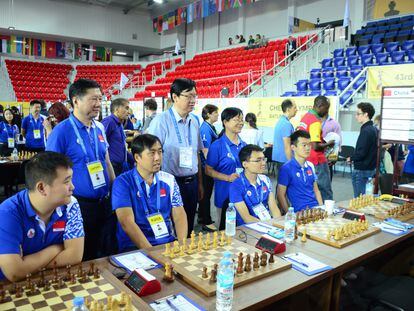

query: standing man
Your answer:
[101,98,132,176]
[298,96,334,201]
[112,134,187,252]
[148,78,203,235]
[46,79,116,260]
[22,100,46,152]
[347,102,378,197]
[142,99,158,132]
[272,99,297,169]
[322,114,342,181]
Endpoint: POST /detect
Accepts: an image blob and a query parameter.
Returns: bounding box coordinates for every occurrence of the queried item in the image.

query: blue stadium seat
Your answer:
[360,34,373,45]
[337,77,351,91]
[322,67,334,78]
[401,21,414,30]
[377,25,389,33]
[387,17,401,24]
[353,76,366,91]
[347,55,360,66]
[336,66,349,78]
[346,47,357,57]
[375,52,390,65]
[333,48,344,58]
[321,58,333,68]
[370,43,384,54]
[333,57,345,67]
[400,15,414,22]
[408,50,414,63]
[322,78,335,90]
[295,79,308,92]
[372,34,385,44]
[401,40,414,52]
[390,51,406,64]
[385,42,400,53]
[397,29,411,42]
[350,65,364,78]
[281,91,295,97]
[324,90,337,96]
[361,54,374,66]
[309,79,322,91]
[356,29,366,36]
[358,45,371,55]
[308,90,322,96]
[383,31,398,43]
[310,69,321,79]
[366,21,377,28]
[295,91,308,96]
[365,27,377,34]
[340,90,353,106]
[389,24,401,31]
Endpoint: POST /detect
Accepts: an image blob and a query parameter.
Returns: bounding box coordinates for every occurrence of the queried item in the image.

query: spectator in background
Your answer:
[0,105,4,123]
[0,108,19,156]
[235,35,240,43]
[11,106,22,132]
[228,37,233,45]
[240,113,264,148]
[44,102,71,139]
[260,34,268,47]
[239,35,246,43]
[142,98,158,132]
[248,35,255,47]
[22,100,46,152]
[39,100,49,117]
[402,146,414,184]
[254,34,262,45]
[287,36,297,60]
[321,114,342,181]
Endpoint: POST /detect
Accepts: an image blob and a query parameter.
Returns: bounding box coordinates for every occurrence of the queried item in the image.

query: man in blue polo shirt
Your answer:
[102,98,133,176]
[230,144,280,226]
[272,99,297,169]
[0,152,84,281]
[21,99,46,152]
[46,79,116,260]
[277,130,323,213]
[112,134,188,251]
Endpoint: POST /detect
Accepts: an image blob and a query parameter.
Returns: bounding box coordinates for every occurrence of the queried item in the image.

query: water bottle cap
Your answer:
[288,207,294,212]
[223,251,232,258]
[73,297,84,306]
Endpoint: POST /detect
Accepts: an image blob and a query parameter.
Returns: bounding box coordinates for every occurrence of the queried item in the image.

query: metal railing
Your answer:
[338,67,368,107]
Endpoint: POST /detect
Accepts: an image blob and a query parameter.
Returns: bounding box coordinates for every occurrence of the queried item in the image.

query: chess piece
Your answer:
[173,241,180,253]
[26,273,32,289]
[198,232,203,245]
[38,267,46,287]
[213,231,218,248]
[80,270,88,283]
[56,277,65,289]
[202,266,208,278]
[107,296,113,308]
[244,254,252,272]
[301,228,307,242]
[70,273,76,284]
[163,243,170,256]
[15,284,23,298]
[197,238,203,252]
[163,263,175,282]
[182,238,187,251]
[77,265,83,277]
[334,228,340,241]
[260,251,267,267]
[237,253,244,274]
[179,245,185,256]
[190,230,196,245]
[268,254,275,264]
[125,295,133,311]
[169,247,176,259]
[220,231,225,246]
[119,292,127,307]
[294,223,298,240]
[205,232,211,250]
[64,264,72,281]
[94,268,100,279]
[111,298,120,311]
[210,268,217,283]
[227,235,232,245]
[0,284,8,303]
[52,261,58,283]
[88,263,95,276]
[253,252,260,269]
[43,280,51,291]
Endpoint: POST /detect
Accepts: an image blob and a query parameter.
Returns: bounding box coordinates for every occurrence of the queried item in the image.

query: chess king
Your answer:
[112,134,188,252]
[0,152,85,282]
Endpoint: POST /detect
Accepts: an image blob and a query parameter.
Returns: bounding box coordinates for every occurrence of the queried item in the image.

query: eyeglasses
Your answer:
[180,94,198,101]
[248,157,267,163]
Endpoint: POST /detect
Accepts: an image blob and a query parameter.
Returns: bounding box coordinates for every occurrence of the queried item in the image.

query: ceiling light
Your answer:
[154,0,163,3]
[84,48,96,52]
[8,26,15,30]
[116,51,127,55]
[13,40,24,44]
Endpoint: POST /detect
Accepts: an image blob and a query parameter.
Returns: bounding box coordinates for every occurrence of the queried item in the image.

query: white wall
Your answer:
[0,0,160,49]
[112,55,133,62]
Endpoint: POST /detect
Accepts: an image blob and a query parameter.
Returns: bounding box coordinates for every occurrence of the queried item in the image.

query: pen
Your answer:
[283,255,309,268]
[166,297,180,311]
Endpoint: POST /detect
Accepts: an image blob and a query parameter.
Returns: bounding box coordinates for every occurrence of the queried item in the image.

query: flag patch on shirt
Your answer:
[53,220,66,232]
[306,169,313,176]
[160,188,167,197]
[98,134,105,142]
[262,186,268,192]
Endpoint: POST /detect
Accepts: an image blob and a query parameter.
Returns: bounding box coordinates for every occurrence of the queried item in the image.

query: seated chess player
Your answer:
[112,134,188,252]
[229,144,280,225]
[0,152,84,282]
[277,130,323,213]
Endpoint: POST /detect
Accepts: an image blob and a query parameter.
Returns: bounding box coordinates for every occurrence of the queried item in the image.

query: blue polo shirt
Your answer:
[206,134,246,208]
[112,169,184,251]
[101,114,127,164]
[0,190,84,280]
[229,173,272,226]
[0,122,19,144]
[403,145,414,175]
[200,121,218,149]
[46,115,110,199]
[272,115,294,163]
[278,158,319,212]
[21,114,45,149]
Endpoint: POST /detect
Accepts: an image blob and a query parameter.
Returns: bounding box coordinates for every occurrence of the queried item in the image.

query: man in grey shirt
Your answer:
[148,78,204,235]
[142,98,157,132]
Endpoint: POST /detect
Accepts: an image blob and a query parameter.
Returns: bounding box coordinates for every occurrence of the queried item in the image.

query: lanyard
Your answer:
[118,123,127,162]
[134,170,160,216]
[168,108,192,145]
[241,173,263,204]
[206,122,218,139]
[224,140,242,167]
[3,123,15,139]
[69,116,99,163]
[30,115,41,130]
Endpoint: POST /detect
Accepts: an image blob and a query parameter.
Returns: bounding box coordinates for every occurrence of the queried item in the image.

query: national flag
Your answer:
[95,46,105,61]
[233,0,242,8]
[0,35,10,53]
[46,41,56,58]
[105,48,112,61]
[157,16,163,32]
[88,45,96,62]
[56,42,65,58]
[24,38,31,55]
[162,14,169,31]
[75,43,82,60]
[224,0,232,9]
[194,1,202,19]
[174,38,181,55]
[168,11,175,30]
[52,220,66,232]
[10,35,17,53]
[64,42,75,59]
[120,73,129,90]
[203,0,210,18]
[15,36,24,54]
[343,0,350,27]
[187,3,194,23]
[175,7,186,26]
[153,17,158,32]
[216,0,224,12]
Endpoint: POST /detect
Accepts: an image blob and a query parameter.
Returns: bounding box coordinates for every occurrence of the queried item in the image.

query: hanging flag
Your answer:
[105,48,112,61]
[174,38,181,55]
[168,11,175,30]
[203,0,210,18]
[75,43,82,60]
[216,0,224,12]
[24,38,31,55]
[187,3,194,23]
[15,36,24,54]
[343,0,350,27]
[153,18,158,32]
[41,40,46,57]
[175,8,181,26]
[64,42,75,59]
[162,14,169,31]
[56,42,65,58]
[95,47,105,61]
[87,45,96,62]
[10,35,17,54]
[0,35,10,53]
[120,73,129,90]
[233,0,242,8]
[194,1,202,19]
[157,16,163,32]
[46,41,57,58]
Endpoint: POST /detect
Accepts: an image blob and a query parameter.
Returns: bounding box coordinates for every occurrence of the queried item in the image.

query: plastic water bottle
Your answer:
[365,178,373,195]
[225,203,236,237]
[72,297,88,311]
[11,148,18,161]
[216,251,234,311]
[284,207,296,243]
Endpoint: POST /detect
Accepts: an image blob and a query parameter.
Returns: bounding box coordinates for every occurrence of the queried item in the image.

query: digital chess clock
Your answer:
[125,268,161,297]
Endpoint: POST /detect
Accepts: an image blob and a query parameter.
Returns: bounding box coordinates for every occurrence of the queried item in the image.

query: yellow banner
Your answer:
[373,0,414,19]
[0,101,29,115]
[367,64,414,99]
[247,97,337,128]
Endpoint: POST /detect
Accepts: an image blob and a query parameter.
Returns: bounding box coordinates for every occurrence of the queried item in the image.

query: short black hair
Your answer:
[202,104,218,120]
[69,79,101,103]
[131,134,162,157]
[30,99,42,107]
[221,107,243,123]
[357,102,375,119]
[25,152,73,191]
[314,95,329,108]
[170,78,196,100]
[110,98,128,114]
[144,98,157,111]
[281,99,294,113]
[239,144,263,163]
[290,130,310,146]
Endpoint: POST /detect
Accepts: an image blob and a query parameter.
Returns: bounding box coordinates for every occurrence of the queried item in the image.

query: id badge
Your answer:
[179,147,193,169]
[147,213,169,239]
[7,138,15,148]
[253,203,271,221]
[33,129,41,139]
[236,167,244,175]
[87,161,106,189]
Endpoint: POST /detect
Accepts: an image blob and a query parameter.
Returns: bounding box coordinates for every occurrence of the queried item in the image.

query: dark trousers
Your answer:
[219,199,230,231]
[76,195,117,260]
[111,162,124,177]
[198,169,214,225]
[175,175,198,236]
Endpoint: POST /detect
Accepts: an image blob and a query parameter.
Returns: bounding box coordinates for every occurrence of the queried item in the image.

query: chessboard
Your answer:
[149,231,291,297]
[0,263,150,311]
[343,195,414,221]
